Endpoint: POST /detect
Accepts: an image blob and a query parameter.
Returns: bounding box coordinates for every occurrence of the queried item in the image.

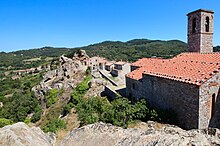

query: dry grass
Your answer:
[55,111,80,145]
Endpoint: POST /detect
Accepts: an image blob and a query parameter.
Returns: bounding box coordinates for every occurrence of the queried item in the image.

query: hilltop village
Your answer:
[2,8,220,146]
[72,9,220,130]
[3,9,219,130]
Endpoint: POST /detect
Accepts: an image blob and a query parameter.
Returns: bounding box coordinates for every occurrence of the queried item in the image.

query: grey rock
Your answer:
[32,51,89,104]
[0,122,55,146]
[60,122,220,146]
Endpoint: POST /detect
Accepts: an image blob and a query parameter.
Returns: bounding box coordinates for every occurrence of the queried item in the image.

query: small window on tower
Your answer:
[205,16,210,32]
[192,18,197,33]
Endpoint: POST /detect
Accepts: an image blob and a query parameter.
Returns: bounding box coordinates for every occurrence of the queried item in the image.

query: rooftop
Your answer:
[115,61,127,65]
[127,52,220,86]
[187,9,214,16]
[105,61,114,66]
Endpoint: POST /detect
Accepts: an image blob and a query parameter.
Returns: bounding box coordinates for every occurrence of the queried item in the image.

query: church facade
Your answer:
[126,9,220,129]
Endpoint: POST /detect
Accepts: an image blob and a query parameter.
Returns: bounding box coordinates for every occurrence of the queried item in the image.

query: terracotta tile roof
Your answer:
[173,52,220,63]
[131,58,167,68]
[126,67,146,80]
[126,53,220,86]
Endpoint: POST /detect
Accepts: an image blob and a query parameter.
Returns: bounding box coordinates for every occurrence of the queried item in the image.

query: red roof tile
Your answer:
[126,53,220,86]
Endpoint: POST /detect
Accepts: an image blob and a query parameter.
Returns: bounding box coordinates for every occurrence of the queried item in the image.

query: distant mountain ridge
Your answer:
[2,39,219,70]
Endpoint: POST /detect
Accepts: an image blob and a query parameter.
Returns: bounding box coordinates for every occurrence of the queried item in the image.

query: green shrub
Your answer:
[24,117,31,124]
[46,89,59,107]
[31,105,42,122]
[64,76,92,113]
[42,118,66,133]
[0,92,41,122]
[0,118,13,128]
[75,96,150,128]
[76,96,110,126]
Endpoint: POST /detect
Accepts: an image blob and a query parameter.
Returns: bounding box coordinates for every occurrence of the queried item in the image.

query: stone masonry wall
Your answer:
[122,63,131,75]
[188,33,201,52]
[187,10,214,53]
[199,72,220,129]
[126,77,144,103]
[126,75,200,129]
[200,11,214,53]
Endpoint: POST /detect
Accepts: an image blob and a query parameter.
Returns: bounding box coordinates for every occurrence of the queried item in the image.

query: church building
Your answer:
[126,9,220,129]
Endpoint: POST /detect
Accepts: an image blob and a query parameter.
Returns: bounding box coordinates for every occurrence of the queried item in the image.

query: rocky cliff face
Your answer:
[61,122,220,146]
[0,122,55,146]
[32,50,89,107]
[1,122,220,146]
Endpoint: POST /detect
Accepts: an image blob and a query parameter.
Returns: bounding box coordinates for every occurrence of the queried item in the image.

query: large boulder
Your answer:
[0,122,55,146]
[61,122,220,146]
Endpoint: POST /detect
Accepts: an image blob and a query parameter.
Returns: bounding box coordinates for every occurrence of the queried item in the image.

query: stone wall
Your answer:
[200,33,213,53]
[188,33,201,52]
[199,72,220,129]
[126,75,200,129]
[126,77,144,103]
[122,63,131,75]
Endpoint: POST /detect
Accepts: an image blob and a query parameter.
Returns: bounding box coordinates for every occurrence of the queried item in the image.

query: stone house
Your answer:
[111,61,131,77]
[105,62,114,71]
[83,56,107,71]
[126,9,220,129]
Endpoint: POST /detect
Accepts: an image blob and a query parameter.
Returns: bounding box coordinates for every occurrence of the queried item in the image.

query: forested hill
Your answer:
[4,40,220,69]
[82,39,187,62]
[0,39,196,69]
[0,47,72,70]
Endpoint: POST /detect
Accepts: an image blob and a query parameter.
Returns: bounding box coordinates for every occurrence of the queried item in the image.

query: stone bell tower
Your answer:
[187,9,214,53]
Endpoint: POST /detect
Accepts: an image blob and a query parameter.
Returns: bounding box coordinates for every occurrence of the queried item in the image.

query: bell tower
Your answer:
[187,9,214,53]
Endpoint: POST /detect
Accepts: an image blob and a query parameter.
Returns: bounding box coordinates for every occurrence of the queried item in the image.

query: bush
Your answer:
[42,118,66,133]
[76,96,111,126]
[31,105,42,122]
[0,92,41,122]
[46,89,59,107]
[65,76,92,113]
[0,118,13,128]
[24,117,31,124]
[75,96,150,128]
[107,97,148,128]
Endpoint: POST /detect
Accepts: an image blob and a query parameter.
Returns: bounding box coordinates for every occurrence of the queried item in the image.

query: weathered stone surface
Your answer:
[187,9,214,53]
[61,122,220,146]
[0,122,55,146]
[126,75,200,129]
[32,50,89,107]
[84,78,109,98]
[2,121,220,146]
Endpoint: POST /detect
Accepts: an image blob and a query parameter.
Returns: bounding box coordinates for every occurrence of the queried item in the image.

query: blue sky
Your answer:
[0,0,220,52]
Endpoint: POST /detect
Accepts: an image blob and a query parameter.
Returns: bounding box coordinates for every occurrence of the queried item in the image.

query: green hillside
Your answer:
[3,39,220,71]
[0,39,194,70]
[0,47,72,70]
[82,39,187,62]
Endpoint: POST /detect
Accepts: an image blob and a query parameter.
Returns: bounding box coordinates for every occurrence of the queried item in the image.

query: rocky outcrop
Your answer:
[0,122,55,146]
[84,78,109,98]
[61,121,220,146]
[2,121,220,146]
[32,50,89,105]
